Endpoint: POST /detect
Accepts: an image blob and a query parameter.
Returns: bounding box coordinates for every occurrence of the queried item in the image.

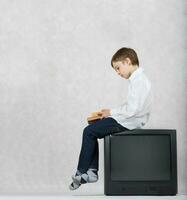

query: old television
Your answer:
[104,129,177,195]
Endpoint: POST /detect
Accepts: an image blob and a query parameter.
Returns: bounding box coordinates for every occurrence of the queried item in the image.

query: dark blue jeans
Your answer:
[77,117,129,173]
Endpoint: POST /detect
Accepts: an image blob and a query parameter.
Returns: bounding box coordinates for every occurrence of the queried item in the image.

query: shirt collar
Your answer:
[129,67,144,82]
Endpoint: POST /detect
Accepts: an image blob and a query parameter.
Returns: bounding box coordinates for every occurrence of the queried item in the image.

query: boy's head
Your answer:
[111,47,139,79]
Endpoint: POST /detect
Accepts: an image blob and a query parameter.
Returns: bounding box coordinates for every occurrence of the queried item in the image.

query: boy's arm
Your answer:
[110,103,127,116]
[110,82,150,118]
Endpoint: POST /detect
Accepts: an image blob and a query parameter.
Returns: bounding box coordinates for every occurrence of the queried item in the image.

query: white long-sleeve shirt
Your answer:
[110,67,153,130]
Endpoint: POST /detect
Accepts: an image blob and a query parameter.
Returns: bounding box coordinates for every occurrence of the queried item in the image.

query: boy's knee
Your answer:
[83,126,91,135]
[83,126,96,138]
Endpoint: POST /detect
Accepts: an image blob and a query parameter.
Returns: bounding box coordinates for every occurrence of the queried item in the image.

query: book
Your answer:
[87,111,103,124]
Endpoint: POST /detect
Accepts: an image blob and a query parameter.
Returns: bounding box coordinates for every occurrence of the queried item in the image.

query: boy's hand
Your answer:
[91,112,103,117]
[100,109,111,118]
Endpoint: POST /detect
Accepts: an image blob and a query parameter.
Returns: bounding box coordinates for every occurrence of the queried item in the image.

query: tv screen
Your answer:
[111,135,171,181]
[104,129,177,196]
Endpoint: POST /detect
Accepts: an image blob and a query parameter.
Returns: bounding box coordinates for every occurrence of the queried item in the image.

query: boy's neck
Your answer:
[129,65,139,77]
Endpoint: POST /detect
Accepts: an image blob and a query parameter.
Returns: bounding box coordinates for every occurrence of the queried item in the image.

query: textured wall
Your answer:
[0,0,186,195]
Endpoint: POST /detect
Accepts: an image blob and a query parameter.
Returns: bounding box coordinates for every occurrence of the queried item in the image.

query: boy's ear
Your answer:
[125,57,131,65]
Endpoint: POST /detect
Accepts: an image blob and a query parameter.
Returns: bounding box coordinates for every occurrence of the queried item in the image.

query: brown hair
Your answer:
[111,47,139,67]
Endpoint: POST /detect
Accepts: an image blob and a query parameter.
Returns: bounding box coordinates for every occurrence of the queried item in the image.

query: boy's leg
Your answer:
[69,117,129,190]
[77,117,129,174]
[86,140,99,183]
[88,139,98,171]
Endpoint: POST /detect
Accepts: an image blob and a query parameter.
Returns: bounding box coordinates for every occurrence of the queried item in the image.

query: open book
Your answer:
[87,111,103,124]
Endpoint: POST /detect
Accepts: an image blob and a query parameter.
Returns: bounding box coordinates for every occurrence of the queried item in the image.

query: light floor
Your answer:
[0,195,186,200]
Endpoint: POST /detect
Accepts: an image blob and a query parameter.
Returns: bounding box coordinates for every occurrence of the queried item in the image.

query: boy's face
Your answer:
[112,58,132,79]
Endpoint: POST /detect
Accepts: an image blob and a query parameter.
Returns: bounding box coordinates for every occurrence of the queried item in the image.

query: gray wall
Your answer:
[0,0,186,195]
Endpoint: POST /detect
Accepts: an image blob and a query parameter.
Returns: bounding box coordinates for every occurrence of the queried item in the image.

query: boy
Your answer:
[69,47,153,190]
